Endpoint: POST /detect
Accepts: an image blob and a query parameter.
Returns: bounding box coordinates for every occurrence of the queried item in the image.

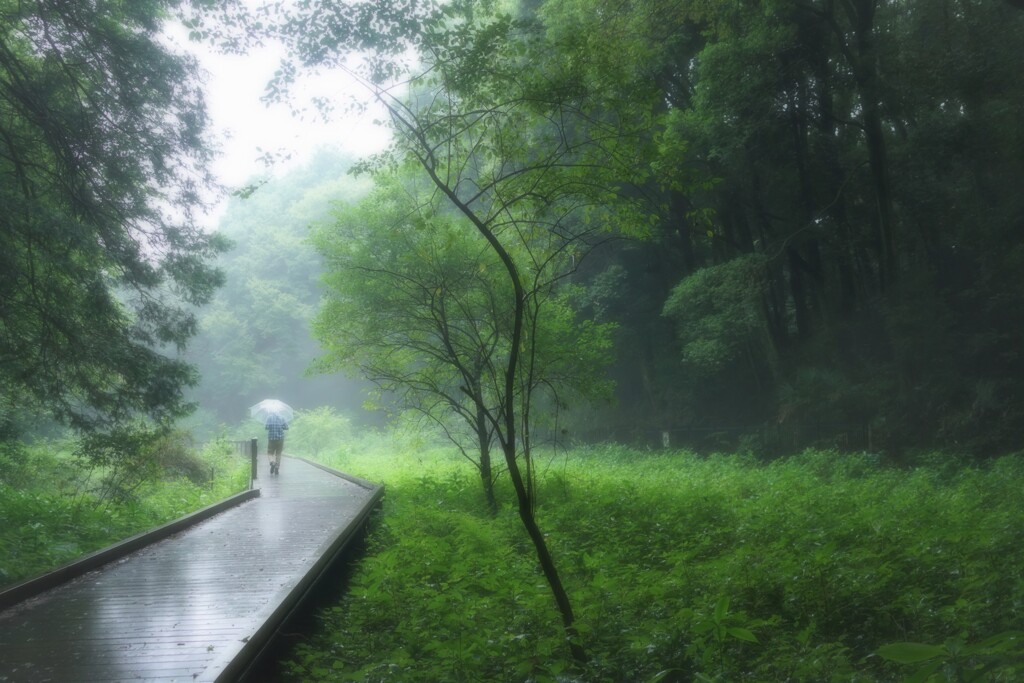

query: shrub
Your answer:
[0,436,249,589]
[282,446,1024,682]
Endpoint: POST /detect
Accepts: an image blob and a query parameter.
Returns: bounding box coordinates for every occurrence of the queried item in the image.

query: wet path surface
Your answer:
[0,457,381,682]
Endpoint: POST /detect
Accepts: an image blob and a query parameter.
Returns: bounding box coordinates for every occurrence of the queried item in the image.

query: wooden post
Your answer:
[250,437,258,485]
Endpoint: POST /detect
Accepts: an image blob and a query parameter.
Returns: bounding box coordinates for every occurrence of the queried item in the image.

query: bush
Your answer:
[282,446,1024,682]
[0,435,250,589]
[288,407,353,458]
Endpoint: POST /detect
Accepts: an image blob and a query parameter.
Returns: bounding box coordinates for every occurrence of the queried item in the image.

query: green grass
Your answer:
[284,439,1024,682]
[0,438,250,589]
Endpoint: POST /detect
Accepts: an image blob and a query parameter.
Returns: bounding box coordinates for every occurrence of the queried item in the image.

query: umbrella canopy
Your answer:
[249,399,294,424]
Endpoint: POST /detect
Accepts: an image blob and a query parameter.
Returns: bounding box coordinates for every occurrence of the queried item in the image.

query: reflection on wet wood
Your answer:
[0,457,382,682]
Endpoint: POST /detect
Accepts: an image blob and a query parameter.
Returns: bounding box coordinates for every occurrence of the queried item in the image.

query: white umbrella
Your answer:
[249,399,294,424]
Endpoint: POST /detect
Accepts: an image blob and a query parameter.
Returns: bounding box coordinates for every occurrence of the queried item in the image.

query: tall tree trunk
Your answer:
[787,247,812,340]
[503,438,586,663]
[813,27,859,314]
[746,156,789,355]
[842,0,899,291]
[670,190,699,275]
[860,96,898,292]
[789,83,816,339]
[414,143,588,665]
[474,392,497,514]
[498,288,585,665]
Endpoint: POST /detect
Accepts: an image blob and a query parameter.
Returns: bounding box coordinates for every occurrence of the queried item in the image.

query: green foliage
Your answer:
[279,445,1024,682]
[878,632,1024,682]
[515,0,1024,455]
[71,426,223,502]
[0,437,248,589]
[662,255,769,372]
[184,148,373,425]
[311,166,616,506]
[288,407,352,458]
[0,0,227,435]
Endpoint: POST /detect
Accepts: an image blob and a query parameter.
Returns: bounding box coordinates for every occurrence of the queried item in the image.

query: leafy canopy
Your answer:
[0,0,227,436]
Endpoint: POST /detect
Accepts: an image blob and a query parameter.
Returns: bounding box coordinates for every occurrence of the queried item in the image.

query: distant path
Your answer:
[0,456,382,682]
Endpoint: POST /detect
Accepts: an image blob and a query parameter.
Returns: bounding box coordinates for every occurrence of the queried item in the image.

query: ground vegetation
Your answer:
[281,440,1024,682]
[0,436,248,589]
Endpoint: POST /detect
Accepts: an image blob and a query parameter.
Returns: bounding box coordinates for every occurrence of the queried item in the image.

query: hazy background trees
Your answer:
[181,148,375,436]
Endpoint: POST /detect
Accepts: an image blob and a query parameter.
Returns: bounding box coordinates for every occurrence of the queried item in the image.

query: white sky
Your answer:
[162,23,392,224]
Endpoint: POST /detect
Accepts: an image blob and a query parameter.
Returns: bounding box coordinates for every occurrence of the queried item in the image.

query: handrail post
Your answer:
[250,437,258,485]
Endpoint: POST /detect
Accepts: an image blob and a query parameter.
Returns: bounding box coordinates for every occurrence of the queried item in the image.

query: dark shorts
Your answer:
[268,439,284,456]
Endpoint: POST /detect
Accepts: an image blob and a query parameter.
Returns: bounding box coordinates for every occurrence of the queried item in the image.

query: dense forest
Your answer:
[2,0,1023,681]
[4,0,1023,460]
[184,0,1024,458]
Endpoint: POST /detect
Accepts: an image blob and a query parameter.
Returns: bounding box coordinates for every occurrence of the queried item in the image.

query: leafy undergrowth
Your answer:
[0,438,250,589]
[286,440,1024,682]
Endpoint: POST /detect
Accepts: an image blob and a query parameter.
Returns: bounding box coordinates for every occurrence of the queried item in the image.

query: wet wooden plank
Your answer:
[0,457,382,682]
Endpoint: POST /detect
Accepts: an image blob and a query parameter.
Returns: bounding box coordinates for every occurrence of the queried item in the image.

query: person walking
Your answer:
[265,413,289,475]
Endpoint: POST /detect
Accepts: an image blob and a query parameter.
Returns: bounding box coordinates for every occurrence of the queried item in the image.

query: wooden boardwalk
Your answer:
[0,457,383,682]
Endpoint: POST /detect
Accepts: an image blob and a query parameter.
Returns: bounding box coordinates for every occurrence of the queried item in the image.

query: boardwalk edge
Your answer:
[292,455,381,491]
[222,463,385,682]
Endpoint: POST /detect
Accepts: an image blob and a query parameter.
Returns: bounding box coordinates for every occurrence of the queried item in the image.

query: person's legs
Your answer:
[268,439,283,474]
